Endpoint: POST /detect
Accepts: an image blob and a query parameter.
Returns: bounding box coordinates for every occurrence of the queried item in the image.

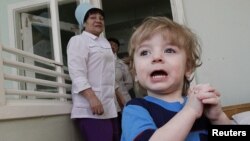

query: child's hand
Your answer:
[192,84,223,121]
[185,86,204,119]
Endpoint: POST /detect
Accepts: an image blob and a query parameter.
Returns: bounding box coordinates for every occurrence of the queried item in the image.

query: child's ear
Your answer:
[185,68,193,80]
[185,72,192,81]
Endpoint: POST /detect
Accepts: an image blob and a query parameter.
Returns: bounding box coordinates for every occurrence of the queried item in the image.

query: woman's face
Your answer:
[84,13,104,36]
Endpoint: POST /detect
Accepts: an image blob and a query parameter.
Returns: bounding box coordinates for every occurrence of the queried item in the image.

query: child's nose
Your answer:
[152,58,163,63]
[152,53,164,63]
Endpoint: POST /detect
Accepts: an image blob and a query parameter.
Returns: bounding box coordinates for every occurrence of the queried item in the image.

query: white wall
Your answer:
[0,115,82,141]
[183,0,250,106]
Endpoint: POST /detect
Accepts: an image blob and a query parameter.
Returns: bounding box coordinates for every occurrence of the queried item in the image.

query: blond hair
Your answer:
[128,16,202,95]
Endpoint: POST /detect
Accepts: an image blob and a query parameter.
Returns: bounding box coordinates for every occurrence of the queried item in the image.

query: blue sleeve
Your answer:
[121,105,157,141]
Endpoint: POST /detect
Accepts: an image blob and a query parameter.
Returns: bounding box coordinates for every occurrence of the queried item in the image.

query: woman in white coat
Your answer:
[67,3,120,141]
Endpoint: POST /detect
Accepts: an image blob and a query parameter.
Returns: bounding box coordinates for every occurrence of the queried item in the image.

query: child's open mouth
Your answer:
[150,70,168,81]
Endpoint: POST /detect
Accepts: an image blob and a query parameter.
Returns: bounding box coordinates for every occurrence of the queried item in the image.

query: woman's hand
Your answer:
[81,88,104,115]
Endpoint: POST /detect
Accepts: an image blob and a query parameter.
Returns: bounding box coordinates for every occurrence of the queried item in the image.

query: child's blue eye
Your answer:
[164,48,176,53]
[140,50,150,56]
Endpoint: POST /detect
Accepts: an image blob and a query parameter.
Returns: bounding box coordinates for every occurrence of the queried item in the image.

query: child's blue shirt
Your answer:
[121,96,210,141]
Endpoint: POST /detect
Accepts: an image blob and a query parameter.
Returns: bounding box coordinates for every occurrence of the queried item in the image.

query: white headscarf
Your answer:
[75,3,94,29]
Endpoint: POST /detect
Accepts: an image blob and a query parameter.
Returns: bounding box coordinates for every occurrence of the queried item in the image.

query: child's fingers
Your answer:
[196,84,215,93]
[192,84,220,96]
[197,91,218,99]
[197,91,220,104]
[201,96,220,104]
[212,89,220,96]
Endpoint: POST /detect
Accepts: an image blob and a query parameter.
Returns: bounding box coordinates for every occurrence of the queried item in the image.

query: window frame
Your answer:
[3,0,73,120]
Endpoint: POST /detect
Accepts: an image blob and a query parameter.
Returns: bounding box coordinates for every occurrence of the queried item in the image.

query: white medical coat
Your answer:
[67,31,117,119]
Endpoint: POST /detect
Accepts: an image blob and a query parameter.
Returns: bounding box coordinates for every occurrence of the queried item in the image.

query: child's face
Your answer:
[133,33,189,95]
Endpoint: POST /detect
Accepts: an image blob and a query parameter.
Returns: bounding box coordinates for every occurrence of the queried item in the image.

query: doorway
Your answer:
[102,0,173,58]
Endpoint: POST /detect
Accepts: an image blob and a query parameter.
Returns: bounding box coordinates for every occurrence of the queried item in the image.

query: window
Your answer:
[1,0,79,120]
